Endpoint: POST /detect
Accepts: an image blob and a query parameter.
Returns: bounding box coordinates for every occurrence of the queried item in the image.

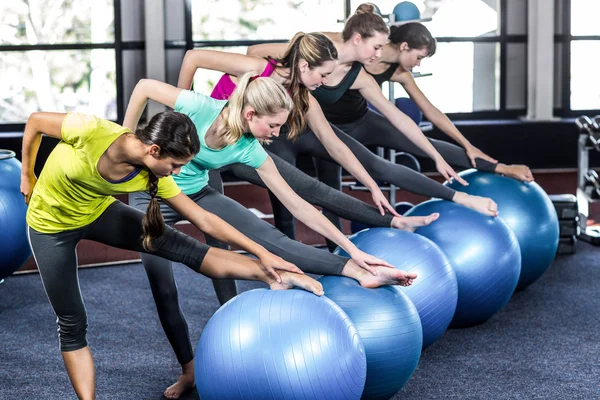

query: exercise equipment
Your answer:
[195,289,367,400]
[395,97,423,125]
[575,115,600,245]
[0,150,32,280]
[446,170,559,291]
[394,201,414,215]
[319,276,422,400]
[393,1,421,22]
[335,228,456,349]
[406,200,521,328]
[549,194,579,255]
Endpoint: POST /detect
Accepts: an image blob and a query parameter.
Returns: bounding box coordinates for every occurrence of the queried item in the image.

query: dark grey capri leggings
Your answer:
[266,109,497,241]
[27,201,210,353]
[218,150,394,228]
[129,185,350,364]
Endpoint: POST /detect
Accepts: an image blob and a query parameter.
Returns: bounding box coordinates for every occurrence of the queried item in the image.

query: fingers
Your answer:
[280,261,304,275]
[369,256,394,269]
[266,266,282,283]
[384,201,401,217]
[469,156,477,168]
[377,202,385,216]
[358,260,378,275]
[452,170,469,186]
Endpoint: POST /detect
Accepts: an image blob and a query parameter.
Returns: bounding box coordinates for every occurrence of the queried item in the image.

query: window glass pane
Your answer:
[570,41,600,110]
[0,0,114,45]
[571,0,600,36]
[190,47,249,94]
[191,0,344,41]
[0,50,117,123]
[351,0,500,37]
[396,42,500,113]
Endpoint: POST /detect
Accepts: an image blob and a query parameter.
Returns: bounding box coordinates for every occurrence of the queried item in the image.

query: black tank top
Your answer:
[368,63,399,86]
[312,62,367,125]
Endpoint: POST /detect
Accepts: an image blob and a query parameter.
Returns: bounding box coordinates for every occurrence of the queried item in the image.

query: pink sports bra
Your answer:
[210,59,277,100]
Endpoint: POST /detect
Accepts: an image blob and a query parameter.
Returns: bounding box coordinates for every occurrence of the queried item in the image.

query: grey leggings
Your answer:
[129,185,349,364]
[27,201,210,353]
[219,151,394,228]
[267,109,497,243]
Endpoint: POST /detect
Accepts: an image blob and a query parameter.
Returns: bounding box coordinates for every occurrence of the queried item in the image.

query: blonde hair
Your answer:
[220,72,293,145]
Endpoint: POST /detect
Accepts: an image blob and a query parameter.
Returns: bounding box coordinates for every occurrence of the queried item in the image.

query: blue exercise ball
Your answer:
[350,220,372,234]
[319,276,422,400]
[393,1,421,22]
[446,170,559,290]
[394,201,414,215]
[195,289,367,400]
[406,200,521,328]
[396,97,423,125]
[335,228,456,349]
[0,150,31,280]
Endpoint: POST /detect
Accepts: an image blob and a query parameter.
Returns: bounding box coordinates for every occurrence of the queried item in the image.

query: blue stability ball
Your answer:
[406,200,521,328]
[351,220,373,234]
[335,228,456,349]
[446,170,560,290]
[394,201,414,215]
[395,97,423,125]
[319,276,422,400]
[393,1,421,22]
[195,289,367,400]
[0,150,31,279]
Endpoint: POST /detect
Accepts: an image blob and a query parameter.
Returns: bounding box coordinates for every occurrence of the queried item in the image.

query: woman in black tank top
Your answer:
[364,22,532,180]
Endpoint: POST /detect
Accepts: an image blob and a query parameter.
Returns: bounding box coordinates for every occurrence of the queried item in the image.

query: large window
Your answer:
[568,0,600,111]
[189,0,527,118]
[0,1,118,126]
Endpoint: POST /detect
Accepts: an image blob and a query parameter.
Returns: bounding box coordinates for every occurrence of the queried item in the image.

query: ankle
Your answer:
[181,359,195,375]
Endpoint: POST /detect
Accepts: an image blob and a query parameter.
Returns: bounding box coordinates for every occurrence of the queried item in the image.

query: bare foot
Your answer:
[164,361,195,399]
[357,267,418,289]
[497,164,534,182]
[453,192,498,217]
[269,271,324,296]
[391,213,439,232]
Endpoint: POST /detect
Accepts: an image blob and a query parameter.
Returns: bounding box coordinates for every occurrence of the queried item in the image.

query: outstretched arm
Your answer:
[123,79,182,131]
[246,42,288,58]
[21,112,66,203]
[397,71,497,167]
[306,96,399,216]
[178,49,267,90]
[256,156,394,274]
[356,70,468,185]
[165,192,302,282]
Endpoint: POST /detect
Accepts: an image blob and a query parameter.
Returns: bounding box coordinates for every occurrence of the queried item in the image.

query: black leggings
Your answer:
[129,185,350,364]
[267,109,497,244]
[27,201,210,353]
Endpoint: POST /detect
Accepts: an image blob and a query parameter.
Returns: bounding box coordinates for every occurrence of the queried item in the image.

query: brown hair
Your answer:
[134,111,199,251]
[342,3,389,42]
[389,23,437,56]
[272,32,337,140]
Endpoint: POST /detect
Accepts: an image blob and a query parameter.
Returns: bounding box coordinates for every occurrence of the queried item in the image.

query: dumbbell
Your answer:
[575,115,600,151]
[584,169,600,200]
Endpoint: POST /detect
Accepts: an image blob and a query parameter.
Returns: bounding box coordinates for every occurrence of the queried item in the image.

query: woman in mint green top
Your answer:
[125,73,425,399]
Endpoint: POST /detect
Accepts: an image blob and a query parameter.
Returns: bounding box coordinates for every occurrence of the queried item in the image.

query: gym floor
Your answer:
[3,170,599,399]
